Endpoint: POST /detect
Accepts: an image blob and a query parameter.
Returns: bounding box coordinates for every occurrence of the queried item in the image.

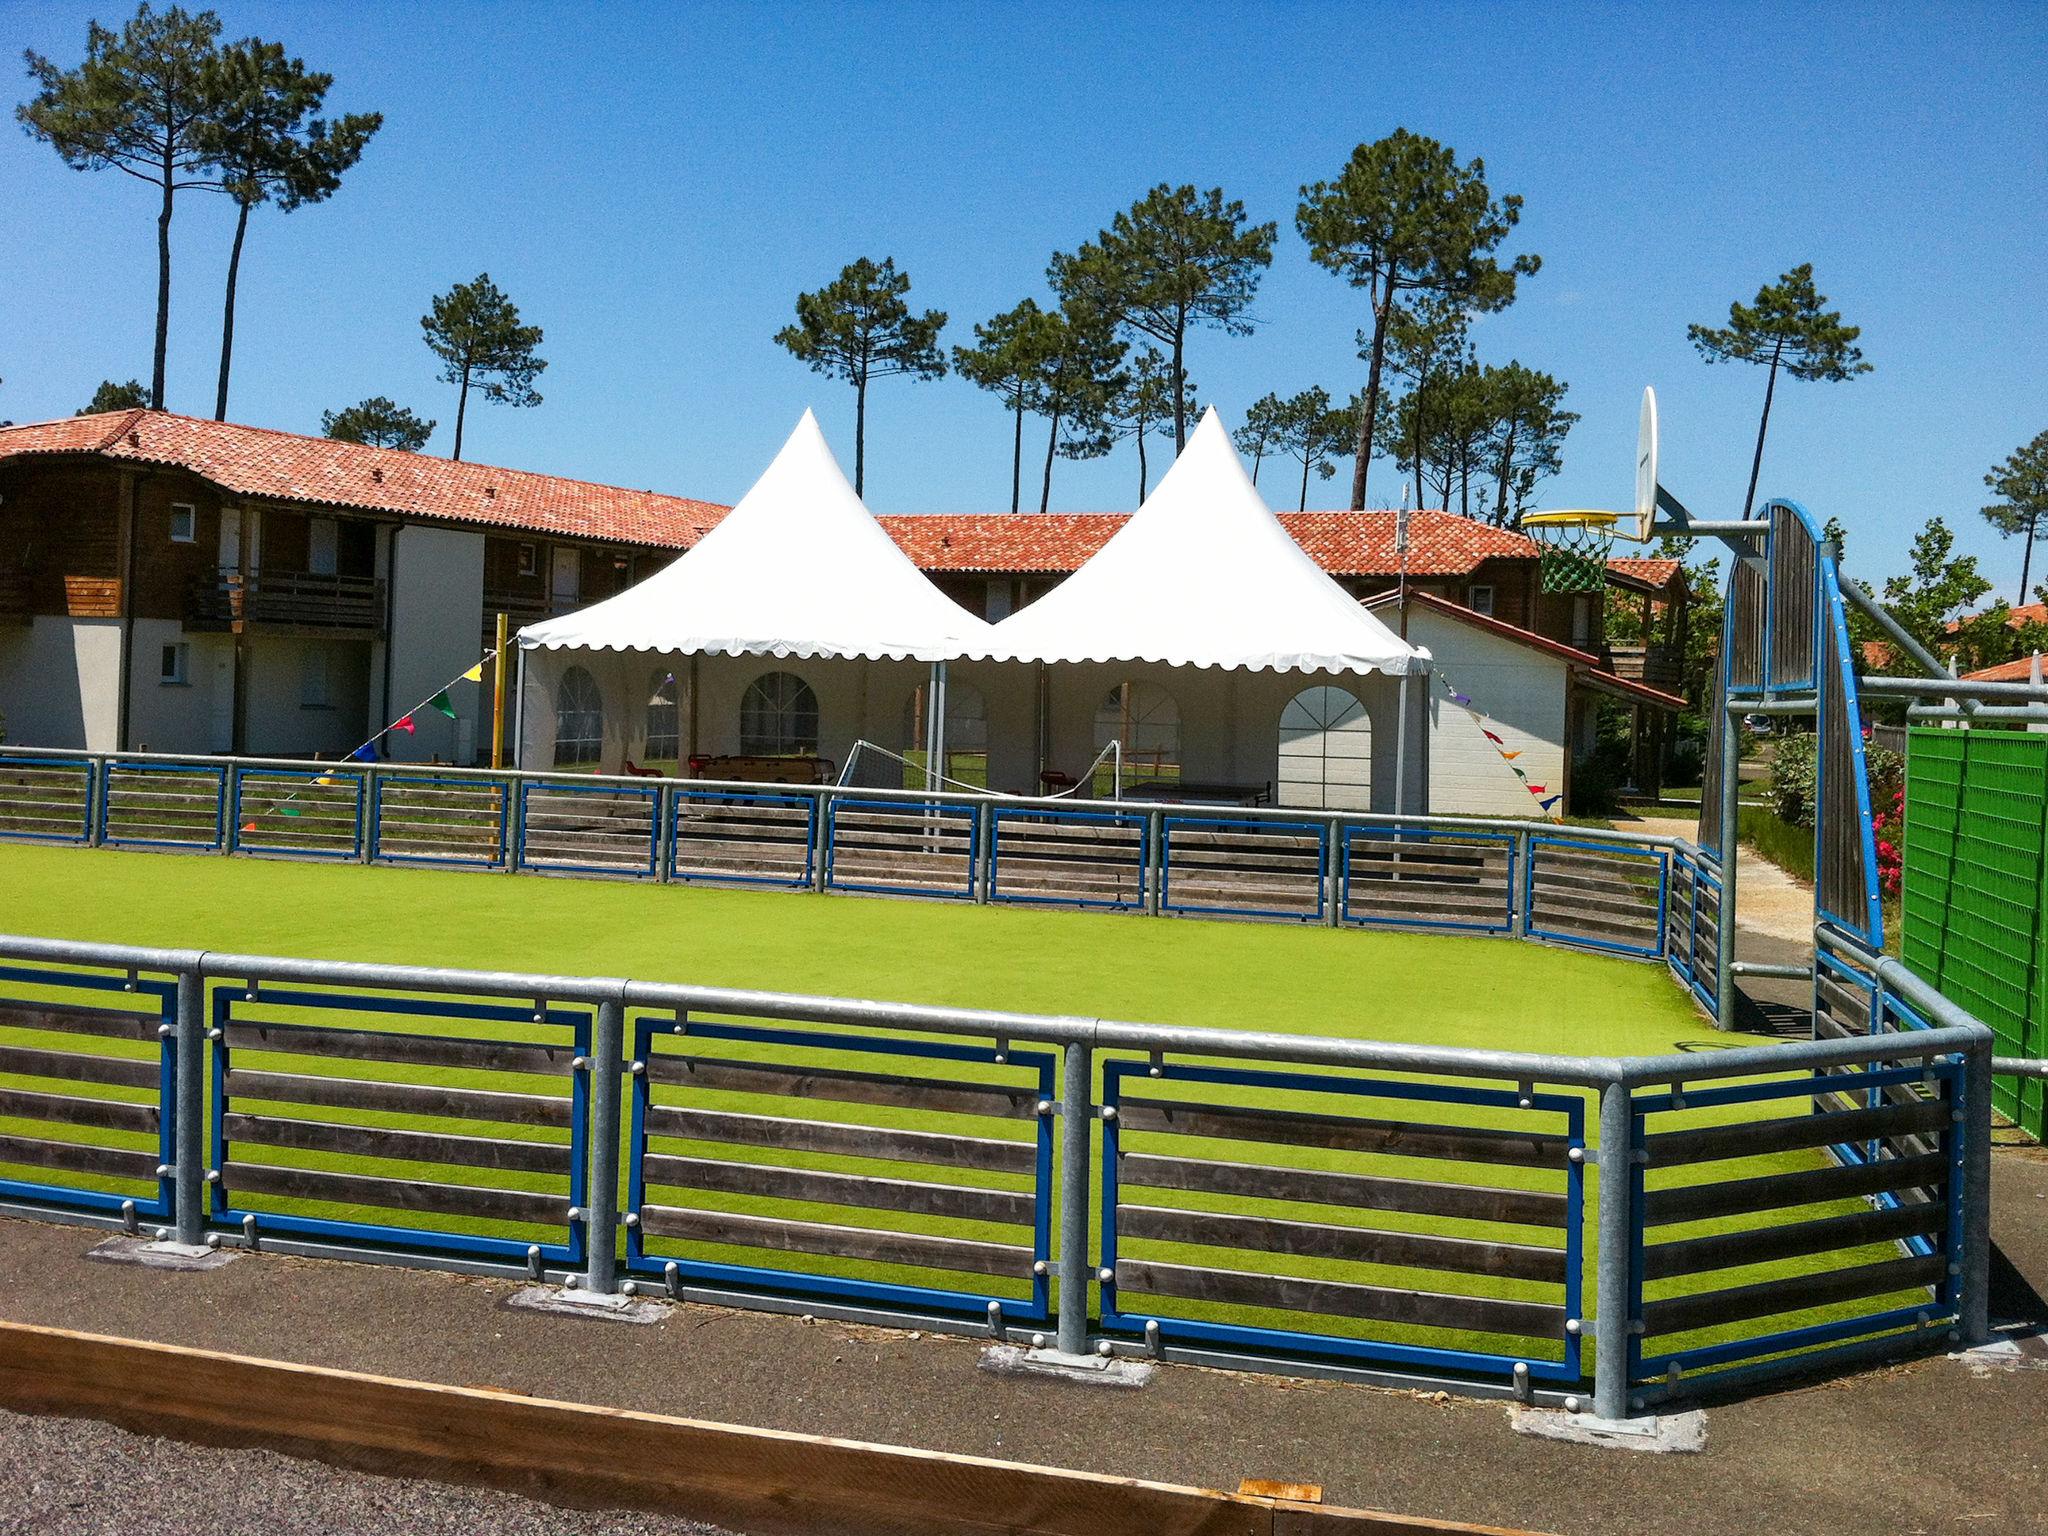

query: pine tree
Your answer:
[420,274,546,461]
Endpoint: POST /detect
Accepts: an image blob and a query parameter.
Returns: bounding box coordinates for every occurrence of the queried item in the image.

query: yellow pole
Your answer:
[492,611,509,769]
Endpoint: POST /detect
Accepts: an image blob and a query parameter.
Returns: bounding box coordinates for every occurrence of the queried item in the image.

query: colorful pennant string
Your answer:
[1432,666,1562,822]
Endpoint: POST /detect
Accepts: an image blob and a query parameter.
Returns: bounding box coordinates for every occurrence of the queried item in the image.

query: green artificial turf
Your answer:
[0,841,1931,1381]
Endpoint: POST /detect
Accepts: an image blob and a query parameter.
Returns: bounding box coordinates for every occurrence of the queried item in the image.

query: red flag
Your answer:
[393,714,417,735]
[1482,729,1504,746]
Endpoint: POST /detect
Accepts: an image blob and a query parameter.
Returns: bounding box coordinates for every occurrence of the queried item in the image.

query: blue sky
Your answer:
[2,2,2043,591]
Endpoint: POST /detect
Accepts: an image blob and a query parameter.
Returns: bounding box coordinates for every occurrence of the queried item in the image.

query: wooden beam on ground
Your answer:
[0,1321,1544,1536]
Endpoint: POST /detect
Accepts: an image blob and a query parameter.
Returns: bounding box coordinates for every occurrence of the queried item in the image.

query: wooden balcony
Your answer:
[1604,642,1683,692]
[0,571,27,625]
[189,571,386,636]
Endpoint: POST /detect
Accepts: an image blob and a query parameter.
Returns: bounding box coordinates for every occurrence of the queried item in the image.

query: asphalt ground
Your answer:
[2,1131,2045,1536]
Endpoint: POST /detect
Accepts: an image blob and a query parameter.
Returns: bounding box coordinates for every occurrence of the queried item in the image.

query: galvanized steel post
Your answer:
[655,784,675,884]
[1714,701,1742,1030]
[811,787,831,893]
[1961,1038,1993,1346]
[173,966,207,1247]
[357,764,377,863]
[583,995,625,1295]
[1056,1039,1092,1356]
[1591,1077,1634,1422]
[975,801,994,904]
[221,764,239,855]
[86,755,105,847]
[1511,828,1532,939]
[1323,813,1342,927]
[1145,808,1165,918]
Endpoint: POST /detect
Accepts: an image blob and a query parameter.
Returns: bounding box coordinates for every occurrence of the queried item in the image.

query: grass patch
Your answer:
[1739,803,1817,886]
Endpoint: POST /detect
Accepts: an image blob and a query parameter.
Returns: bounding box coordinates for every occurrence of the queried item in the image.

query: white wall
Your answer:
[242,638,373,758]
[1404,604,1569,818]
[123,620,229,754]
[0,617,123,750]
[385,526,486,763]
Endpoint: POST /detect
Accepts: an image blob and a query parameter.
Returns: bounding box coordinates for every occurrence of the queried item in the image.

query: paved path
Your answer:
[1623,813,1818,949]
[4,1157,2048,1536]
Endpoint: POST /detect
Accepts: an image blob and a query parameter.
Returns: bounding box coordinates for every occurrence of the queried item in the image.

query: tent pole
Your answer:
[686,655,699,768]
[934,661,949,787]
[924,661,941,791]
[511,646,528,771]
[1393,669,1410,815]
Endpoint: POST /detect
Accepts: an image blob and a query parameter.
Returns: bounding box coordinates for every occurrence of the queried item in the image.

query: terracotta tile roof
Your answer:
[1606,556,1684,592]
[0,409,730,548]
[877,508,1538,577]
[1947,601,2048,633]
[1961,653,2046,683]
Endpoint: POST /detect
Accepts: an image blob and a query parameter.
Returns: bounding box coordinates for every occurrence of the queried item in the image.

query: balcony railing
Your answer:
[1604,642,1682,691]
[0,570,27,623]
[189,571,386,634]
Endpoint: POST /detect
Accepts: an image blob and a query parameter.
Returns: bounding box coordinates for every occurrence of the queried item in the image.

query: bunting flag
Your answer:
[240,821,258,834]
[460,662,484,683]
[393,714,417,735]
[1432,666,1562,822]
[427,690,457,720]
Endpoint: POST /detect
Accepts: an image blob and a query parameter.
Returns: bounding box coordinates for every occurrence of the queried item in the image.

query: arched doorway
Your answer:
[554,665,605,769]
[1277,685,1371,810]
[739,671,819,756]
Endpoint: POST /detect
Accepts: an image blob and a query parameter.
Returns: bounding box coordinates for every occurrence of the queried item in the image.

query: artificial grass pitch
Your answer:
[0,841,1711,1058]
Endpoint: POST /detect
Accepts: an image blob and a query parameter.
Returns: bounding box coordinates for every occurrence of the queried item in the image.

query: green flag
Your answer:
[428,689,457,720]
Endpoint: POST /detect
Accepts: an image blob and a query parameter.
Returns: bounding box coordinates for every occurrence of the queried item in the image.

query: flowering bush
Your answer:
[1873,785,1904,897]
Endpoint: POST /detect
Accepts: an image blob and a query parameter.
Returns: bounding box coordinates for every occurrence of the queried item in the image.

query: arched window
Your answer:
[554,666,604,768]
[1094,681,1181,789]
[645,670,679,763]
[739,671,819,756]
[900,679,989,788]
[1278,686,1372,810]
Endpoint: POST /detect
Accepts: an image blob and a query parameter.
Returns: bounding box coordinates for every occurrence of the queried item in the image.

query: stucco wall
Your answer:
[1404,605,1569,818]
[123,619,229,755]
[385,526,486,764]
[0,616,123,750]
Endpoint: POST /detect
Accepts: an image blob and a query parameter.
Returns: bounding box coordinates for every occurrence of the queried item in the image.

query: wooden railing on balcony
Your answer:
[189,571,386,634]
[0,570,28,624]
[1604,642,1682,691]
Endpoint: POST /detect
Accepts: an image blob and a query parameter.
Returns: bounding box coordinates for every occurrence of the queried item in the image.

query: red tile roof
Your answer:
[0,409,730,548]
[877,508,1539,577]
[1947,601,2048,633]
[1606,556,1685,592]
[1962,653,2046,683]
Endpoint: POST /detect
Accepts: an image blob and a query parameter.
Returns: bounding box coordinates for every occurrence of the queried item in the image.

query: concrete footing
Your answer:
[1508,1403,1706,1453]
[979,1343,1155,1388]
[503,1284,668,1325]
[85,1236,240,1272]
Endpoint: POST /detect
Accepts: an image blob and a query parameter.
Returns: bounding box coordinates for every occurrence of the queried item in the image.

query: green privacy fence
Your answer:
[1903,727,2048,1138]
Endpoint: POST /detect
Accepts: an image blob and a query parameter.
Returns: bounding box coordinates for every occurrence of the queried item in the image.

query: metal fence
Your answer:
[0,746,1683,959]
[0,930,1993,1424]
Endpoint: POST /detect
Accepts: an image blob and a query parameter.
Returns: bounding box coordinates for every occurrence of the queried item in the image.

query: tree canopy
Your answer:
[200,35,380,420]
[1297,130,1538,508]
[20,3,227,409]
[1048,184,1273,452]
[1101,345,1192,500]
[1020,303,1124,512]
[322,396,435,451]
[1981,429,2048,602]
[774,256,946,495]
[78,378,149,415]
[1688,263,1869,518]
[1234,393,1286,486]
[951,297,1059,513]
[420,273,546,462]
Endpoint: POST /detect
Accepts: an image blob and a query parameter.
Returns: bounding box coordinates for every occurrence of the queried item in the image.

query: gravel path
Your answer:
[0,1408,742,1536]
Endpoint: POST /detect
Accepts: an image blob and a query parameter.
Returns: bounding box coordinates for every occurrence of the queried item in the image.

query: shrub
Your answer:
[1769,729,1818,828]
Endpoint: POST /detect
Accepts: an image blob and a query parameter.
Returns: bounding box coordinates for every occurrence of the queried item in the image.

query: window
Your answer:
[900,678,989,787]
[516,542,537,577]
[554,665,605,767]
[739,671,819,756]
[1571,595,1593,649]
[1094,681,1180,786]
[159,642,189,685]
[168,504,196,544]
[1278,686,1372,811]
[645,670,679,761]
[1468,584,1495,618]
[300,649,331,709]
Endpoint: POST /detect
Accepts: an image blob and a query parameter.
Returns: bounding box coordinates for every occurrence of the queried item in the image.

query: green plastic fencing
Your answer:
[1902,727,2047,1138]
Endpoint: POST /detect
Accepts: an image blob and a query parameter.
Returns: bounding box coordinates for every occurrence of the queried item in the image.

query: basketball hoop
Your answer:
[1524,510,1619,593]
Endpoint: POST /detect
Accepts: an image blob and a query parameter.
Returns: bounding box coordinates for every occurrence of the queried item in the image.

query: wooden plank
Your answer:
[1116,1258,1564,1340]
[644,1055,1041,1120]
[1642,1203,1948,1281]
[1118,1205,1566,1283]
[1645,1100,1948,1166]
[1115,1099,1568,1168]
[640,1153,1034,1227]
[0,1086,157,1135]
[640,1204,1030,1278]
[0,1002,163,1041]
[1118,1153,1567,1228]
[1644,1151,1947,1225]
[222,1113,570,1176]
[0,1132,157,1182]
[0,1323,1541,1536]
[225,1069,572,1128]
[224,1022,574,1076]
[643,1106,1036,1174]
[0,1043,158,1090]
[1641,1254,1945,1336]
[225,1160,564,1227]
